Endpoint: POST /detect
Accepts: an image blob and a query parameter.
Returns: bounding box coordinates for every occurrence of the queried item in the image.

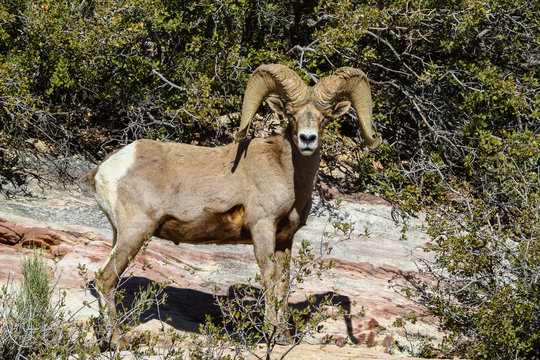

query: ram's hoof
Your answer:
[93,316,127,352]
[275,330,293,345]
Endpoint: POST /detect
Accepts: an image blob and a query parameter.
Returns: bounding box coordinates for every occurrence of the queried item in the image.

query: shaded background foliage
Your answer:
[0,0,538,358]
[1,0,537,193]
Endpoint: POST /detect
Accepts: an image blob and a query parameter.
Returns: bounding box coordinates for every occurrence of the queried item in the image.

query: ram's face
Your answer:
[267,98,351,156]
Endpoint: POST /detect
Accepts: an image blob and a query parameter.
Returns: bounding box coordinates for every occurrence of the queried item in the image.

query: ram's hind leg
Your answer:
[95,216,154,348]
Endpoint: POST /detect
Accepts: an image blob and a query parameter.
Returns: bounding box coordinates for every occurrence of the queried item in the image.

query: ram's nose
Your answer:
[297,129,318,155]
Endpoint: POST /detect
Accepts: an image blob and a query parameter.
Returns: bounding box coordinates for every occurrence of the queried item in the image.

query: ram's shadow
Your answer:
[90,277,221,333]
[89,277,357,342]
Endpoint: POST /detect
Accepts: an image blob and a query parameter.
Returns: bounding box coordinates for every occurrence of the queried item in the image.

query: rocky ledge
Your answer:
[0,179,439,359]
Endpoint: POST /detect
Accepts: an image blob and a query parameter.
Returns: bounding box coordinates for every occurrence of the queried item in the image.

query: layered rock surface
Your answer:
[0,179,438,359]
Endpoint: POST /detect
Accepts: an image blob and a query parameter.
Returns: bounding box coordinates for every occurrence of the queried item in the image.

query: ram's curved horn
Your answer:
[235,64,310,142]
[313,67,381,150]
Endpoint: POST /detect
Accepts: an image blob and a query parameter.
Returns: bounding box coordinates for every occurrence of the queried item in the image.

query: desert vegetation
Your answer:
[0,0,538,359]
[0,216,353,360]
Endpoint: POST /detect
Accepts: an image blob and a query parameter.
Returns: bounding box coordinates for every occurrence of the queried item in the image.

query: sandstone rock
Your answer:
[316,181,391,206]
[0,224,22,245]
[51,243,74,257]
[20,227,77,250]
[0,218,26,245]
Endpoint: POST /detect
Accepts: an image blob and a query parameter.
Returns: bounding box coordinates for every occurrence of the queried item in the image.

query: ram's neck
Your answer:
[283,124,320,205]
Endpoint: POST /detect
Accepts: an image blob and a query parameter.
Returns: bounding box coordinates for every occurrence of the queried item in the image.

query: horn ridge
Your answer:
[313,67,368,105]
[235,64,309,142]
[313,67,381,150]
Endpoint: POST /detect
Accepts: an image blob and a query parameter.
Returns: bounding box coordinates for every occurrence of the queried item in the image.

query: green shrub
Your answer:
[418,130,539,359]
[1,0,538,198]
[17,249,54,324]
[0,251,102,359]
[0,251,178,359]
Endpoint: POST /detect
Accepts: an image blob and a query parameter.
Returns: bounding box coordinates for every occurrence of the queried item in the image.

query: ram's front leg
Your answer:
[272,208,300,312]
[251,220,283,325]
[272,238,293,327]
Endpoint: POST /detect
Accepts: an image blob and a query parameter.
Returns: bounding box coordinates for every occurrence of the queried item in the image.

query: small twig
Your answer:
[365,30,402,61]
[448,71,485,92]
[151,69,187,91]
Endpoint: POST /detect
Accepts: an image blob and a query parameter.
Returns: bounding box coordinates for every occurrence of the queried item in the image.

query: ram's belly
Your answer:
[154,205,252,245]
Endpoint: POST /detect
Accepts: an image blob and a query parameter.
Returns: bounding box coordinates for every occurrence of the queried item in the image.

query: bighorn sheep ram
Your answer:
[92,64,380,335]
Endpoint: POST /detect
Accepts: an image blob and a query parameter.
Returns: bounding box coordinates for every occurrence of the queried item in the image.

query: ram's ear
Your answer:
[330,101,351,118]
[267,97,286,116]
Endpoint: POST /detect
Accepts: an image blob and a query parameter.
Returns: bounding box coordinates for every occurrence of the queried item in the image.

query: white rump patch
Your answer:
[94,142,137,230]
